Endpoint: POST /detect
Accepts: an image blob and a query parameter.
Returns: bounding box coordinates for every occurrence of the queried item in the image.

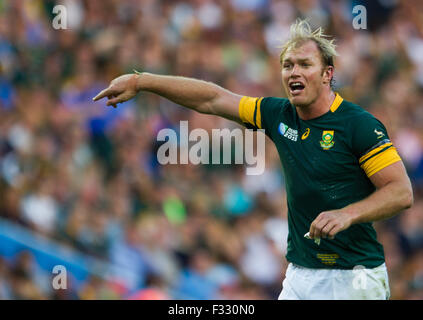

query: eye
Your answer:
[283,63,292,69]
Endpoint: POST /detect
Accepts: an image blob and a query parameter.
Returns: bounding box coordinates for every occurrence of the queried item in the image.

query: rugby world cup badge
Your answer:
[320,130,334,150]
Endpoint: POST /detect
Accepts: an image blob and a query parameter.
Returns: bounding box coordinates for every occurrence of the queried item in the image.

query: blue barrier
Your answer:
[0,218,203,299]
[0,218,135,288]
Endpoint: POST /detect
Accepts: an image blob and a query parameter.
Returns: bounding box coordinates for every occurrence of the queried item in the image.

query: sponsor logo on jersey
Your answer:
[374,129,385,139]
[278,122,298,141]
[317,253,339,265]
[301,128,310,140]
[320,130,335,150]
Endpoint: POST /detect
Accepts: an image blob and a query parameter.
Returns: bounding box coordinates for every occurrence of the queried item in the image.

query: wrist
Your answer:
[344,205,361,225]
[133,73,143,92]
[134,72,151,92]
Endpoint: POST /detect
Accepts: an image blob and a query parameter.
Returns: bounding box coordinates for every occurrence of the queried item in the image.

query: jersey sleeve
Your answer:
[239,96,264,129]
[351,113,402,177]
[238,96,285,140]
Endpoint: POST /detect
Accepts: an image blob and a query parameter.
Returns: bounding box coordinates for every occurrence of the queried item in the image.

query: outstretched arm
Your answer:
[93,72,243,124]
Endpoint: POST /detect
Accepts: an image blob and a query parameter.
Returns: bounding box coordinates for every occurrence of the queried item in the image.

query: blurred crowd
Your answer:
[0,0,423,300]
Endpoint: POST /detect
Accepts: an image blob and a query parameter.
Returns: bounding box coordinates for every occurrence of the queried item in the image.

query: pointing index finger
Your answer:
[93,87,113,101]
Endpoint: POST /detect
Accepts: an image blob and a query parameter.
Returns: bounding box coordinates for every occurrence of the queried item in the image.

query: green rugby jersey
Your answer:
[239,93,402,269]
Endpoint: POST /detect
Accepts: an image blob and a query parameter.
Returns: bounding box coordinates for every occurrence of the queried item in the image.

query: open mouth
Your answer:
[288,82,305,95]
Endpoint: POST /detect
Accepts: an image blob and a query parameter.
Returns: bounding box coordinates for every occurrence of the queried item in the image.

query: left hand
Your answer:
[308,209,353,240]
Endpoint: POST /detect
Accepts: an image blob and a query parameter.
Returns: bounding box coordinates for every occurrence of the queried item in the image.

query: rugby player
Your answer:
[93,20,413,299]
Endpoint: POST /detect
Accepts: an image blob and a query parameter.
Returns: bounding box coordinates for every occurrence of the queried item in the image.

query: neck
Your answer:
[295,90,336,120]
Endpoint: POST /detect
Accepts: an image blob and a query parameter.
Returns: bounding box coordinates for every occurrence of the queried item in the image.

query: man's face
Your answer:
[281,40,330,107]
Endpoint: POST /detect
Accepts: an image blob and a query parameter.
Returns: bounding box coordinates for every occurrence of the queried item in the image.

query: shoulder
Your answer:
[258,97,292,136]
[262,96,290,109]
[262,96,289,105]
[261,96,291,116]
[338,99,386,133]
[338,99,392,158]
[339,99,377,121]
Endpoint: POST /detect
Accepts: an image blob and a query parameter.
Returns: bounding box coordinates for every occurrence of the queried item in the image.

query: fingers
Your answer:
[93,88,122,108]
[327,225,342,240]
[106,91,136,107]
[321,221,337,239]
[106,93,125,106]
[309,217,327,239]
[309,212,339,240]
[107,95,117,109]
[93,87,118,101]
[309,214,322,239]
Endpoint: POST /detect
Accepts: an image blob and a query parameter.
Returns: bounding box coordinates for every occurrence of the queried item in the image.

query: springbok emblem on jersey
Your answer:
[374,129,385,139]
[320,130,335,150]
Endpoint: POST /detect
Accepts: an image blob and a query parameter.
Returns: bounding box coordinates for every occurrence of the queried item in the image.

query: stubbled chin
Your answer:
[289,95,308,106]
[290,93,304,99]
[284,87,308,106]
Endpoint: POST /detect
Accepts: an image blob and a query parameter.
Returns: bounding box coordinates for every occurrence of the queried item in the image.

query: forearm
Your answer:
[135,72,242,121]
[308,155,413,240]
[344,181,413,224]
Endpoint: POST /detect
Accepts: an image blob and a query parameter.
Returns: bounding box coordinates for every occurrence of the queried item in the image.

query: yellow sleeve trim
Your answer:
[359,142,392,164]
[256,97,263,129]
[239,96,262,129]
[330,92,344,112]
[361,147,402,177]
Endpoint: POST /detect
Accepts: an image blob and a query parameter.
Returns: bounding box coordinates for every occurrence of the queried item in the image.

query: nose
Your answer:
[290,64,300,77]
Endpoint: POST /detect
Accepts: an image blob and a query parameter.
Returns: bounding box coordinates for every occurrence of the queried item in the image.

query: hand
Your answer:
[93,74,140,108]
[308,209,353,240]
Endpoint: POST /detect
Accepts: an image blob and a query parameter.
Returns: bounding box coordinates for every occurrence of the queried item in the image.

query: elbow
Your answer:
[198,95,219,115]
[401,183,414,210]
[404,191,414,210]
[197,102,212,114]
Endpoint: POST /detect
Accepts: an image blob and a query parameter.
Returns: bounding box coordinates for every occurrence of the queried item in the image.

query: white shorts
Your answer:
[279,262,390,300]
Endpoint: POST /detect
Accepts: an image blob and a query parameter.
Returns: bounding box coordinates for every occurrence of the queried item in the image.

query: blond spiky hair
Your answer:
[279,19,338,68]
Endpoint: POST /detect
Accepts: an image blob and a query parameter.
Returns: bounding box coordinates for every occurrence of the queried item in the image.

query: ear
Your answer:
[322,66,334,86]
